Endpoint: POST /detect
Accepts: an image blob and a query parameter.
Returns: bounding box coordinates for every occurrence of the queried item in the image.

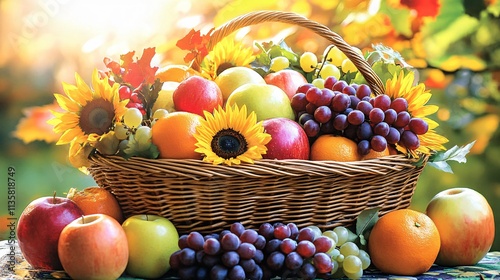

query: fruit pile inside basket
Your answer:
[50,30,449,169]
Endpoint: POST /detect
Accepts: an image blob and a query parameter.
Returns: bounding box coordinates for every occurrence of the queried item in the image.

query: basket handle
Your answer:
[193,10,386,96]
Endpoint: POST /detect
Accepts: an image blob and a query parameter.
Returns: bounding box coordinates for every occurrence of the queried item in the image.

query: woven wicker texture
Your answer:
[88,10,426,234]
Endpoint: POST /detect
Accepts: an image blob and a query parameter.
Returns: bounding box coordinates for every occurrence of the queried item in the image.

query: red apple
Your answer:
[262,118,310,160]
[264,69,308,100]
[58,214,129,280]
[173,76,223,116]
[17,194,83,270]
[426,187,495,266]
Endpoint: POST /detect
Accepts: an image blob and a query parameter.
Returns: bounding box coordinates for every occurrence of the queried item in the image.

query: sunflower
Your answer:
[201,37,255,80]
[49,69,129,149]
[385,71,448,157]
[194,104,271,165]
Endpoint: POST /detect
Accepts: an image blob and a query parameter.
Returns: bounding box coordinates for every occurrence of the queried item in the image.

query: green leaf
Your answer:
[427,141,476,173]
[356,207,380,236]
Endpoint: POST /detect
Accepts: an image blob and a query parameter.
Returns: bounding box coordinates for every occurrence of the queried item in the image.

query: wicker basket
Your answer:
[88,10,427,234]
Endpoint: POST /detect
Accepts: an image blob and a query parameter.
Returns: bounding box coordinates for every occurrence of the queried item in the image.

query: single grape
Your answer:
[280,238,297,254]
[287,223,299,240]
[229,222,245,236]
[123,108,143,128]
[114,122,129,140]
[285,251,303,271]
[179,247,196,266]
[386,127,401,144]
[259,223,275,241]
[299,262,317,280]
[341,59,357,73]
[314,106,332,123]
[331,93,351,113]
[311,78,325,89]
[130,92,142,103]
[297,240,316,258]
[400,130,420,150]
[333,227,349,246]
[169,251,182,270]
[317,88,335,106]
[239,258,256,273]
[196,250,205,263]
[298,113,314,126]
[239,229,258,244]
[254,235,266,250]
[371,135,388,152]
[178,234,189,249]
[305,87,322,104]
[320,64,341,80]
[343,255,362,274]
[296,84,314,94]
[324,45,346,66]
[196,267,208,280]
[210,264,229,280]
[349,95,360,109]
[300,52,318,73]
[313,252,334,274]
[390,97,409,113]
[342,85,356,96]
[329,248,341,260]
[152,109,168,119]
[373,122,390,137]
[266,251,285,271]
[332,80,348,92]
[203,237,221,256]
[297,227,316,242]
[357,140,370,156]
[118,85,132,99]
[369,107,385,124]
[221,232,241,251]
[343,267,363,280]
[339,242,360,257]
[303,119,320,137]
[394,111,411,128]
[247,265,263,280]
[186,231,204,251]
[384,108,397,125]
[264,239,282,255]
[356,100,373,116]
[331,260,340,275]
[306,225,323,240]
[178,266,198,280]
[355,84,371,99]
[274,224,291,240]
[305,103,318,115]
[332,114,348,132]
[324,76,338,89]
[313,235,335,253]
[356,122,373,140]
[322,230,338,243]
[253,249,264,264]
[358,249,371,270]
[409,118,429,135]
[270,56,290,72]
[347,110,365,126]
[291,93,308,112]
[237,243,256,260]
[221,251,240,267]
[343,124,358,140]
[373,94,391,111]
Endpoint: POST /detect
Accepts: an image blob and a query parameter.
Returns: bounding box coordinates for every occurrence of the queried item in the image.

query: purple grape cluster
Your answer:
[290,76,429,155]
[170,222,341,280]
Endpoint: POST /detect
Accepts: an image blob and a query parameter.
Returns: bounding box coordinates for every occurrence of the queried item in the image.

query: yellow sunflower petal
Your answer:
[54,94,81,113]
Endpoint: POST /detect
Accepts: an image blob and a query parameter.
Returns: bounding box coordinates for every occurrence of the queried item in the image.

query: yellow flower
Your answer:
[194,104,271,166]
[49,69,129,148]
[385,71,448,157]
[201,37,255,80]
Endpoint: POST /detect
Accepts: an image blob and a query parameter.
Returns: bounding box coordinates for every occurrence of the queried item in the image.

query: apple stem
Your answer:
[81,215,85,224]
[53,191,57,204]
[146,214,149,221]
[415,222,421,228]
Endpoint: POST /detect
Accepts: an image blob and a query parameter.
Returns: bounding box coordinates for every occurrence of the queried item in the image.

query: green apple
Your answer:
[226,83,295,121]
[215,66,266,101]
[122,215,180,278]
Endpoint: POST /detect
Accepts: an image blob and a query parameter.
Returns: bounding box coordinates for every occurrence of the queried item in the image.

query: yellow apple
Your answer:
[152,81,179,113]
[215,66,266,101]
[226,83,295,121]
[122,215,180,278]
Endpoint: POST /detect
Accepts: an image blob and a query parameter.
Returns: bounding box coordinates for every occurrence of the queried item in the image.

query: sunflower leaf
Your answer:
[427,140,476,173]
[356,207,380,236]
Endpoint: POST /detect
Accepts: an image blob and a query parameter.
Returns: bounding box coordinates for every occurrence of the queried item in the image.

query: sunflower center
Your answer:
[79,99,115,135]
[216,62,235,76]
[211,129,248,159]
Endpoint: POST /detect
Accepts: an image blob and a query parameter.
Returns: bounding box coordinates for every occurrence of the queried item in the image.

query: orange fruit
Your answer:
[362,146,390,160]
[155,64,200,83]
[310,135,360,161]
[151,111,203,159]
[67,186,124,224]
[368,209,441,276]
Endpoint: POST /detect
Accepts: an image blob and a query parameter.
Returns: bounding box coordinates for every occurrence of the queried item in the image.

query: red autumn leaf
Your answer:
[119,48,159,88]
[176,28,214,63]
[401,0,440,17]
